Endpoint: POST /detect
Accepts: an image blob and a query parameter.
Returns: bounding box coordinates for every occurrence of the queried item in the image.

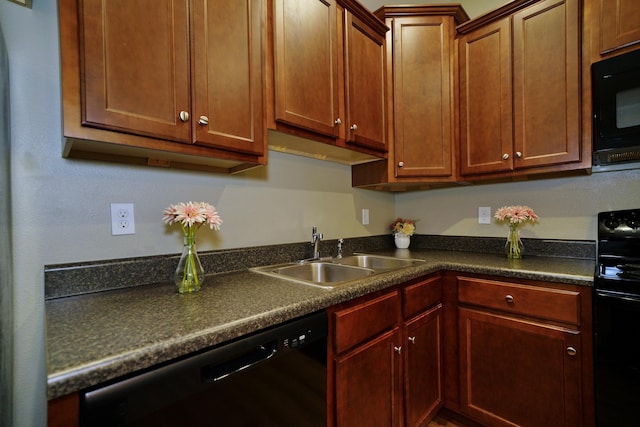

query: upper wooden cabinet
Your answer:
[458,17,513,176]
[588,0,640,60]
[342,6,387,153]
[60,0,266,173]
[352,6,469,191]
[271,0,340,138]
[458,0,588,180]
[267,0,388,162]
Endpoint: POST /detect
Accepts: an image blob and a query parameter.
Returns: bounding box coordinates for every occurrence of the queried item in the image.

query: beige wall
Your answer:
[396,170,640,241]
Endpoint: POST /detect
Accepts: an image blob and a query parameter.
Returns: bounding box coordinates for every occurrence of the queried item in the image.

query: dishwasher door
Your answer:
[81,311,327,427]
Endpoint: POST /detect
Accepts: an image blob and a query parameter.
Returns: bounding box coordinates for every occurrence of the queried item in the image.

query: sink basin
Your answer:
[252,262,375,288]
[251,254,423,289]
[335,254,424,270]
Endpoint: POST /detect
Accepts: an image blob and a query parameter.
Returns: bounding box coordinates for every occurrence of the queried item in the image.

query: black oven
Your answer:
[594,209,640,426]
[592,49,640,168]
[80,311,327,427]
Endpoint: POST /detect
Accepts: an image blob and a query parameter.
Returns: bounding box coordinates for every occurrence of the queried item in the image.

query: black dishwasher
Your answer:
[81,311,327,427]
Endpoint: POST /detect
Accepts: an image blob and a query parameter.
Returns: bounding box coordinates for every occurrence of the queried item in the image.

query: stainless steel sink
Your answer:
[334,254,423,270]
[251,254,423,289]
[252,262,374,288]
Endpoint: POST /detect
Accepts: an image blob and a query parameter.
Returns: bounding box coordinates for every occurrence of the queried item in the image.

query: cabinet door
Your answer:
[80,0,191,143]
[459,18,513,176]
[334,329,401,427]
[599,0,640,54]
[272,0,340,138]
[191,0,265,155]
[404,304,443,427]
[512,0,581,169]
[48,394,79,427]
[459,307,582,427]
[392,16,454,178]
[344,12,387,152]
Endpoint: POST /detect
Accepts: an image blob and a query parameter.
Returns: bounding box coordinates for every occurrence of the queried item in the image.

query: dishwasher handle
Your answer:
[201,340,277,383]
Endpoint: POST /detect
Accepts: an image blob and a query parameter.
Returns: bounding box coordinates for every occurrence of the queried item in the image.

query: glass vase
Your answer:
[174,232,205,293]
[505,225,524,259]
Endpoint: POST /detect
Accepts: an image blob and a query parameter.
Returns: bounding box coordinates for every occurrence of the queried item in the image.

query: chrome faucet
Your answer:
[336,238,344,259]
[311,226,323,259]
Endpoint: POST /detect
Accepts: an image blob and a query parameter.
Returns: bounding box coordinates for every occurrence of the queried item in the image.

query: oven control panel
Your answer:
[599,208,640,235]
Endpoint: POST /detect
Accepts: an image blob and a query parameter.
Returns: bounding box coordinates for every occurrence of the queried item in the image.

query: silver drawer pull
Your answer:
[567,347,577,356]
[179,111,190,122]
[408,336,416,344]
[394,346,402,354]
[505,294,514,303]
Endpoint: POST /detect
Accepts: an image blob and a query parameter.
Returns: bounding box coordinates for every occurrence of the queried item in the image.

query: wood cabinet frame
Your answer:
[59,0,267,174]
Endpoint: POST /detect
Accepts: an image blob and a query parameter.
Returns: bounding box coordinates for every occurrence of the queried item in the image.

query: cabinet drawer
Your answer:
[458,277,580,325]
[333,290,400,354]
[403,275,442,319]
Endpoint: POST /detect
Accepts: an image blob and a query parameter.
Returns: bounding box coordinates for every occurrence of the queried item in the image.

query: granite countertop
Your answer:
[46,249,595,400]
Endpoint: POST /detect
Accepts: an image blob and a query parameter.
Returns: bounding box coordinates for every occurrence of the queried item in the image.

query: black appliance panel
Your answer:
[81,311,328,427]
[592,49,640,167]
[594,208,640,426]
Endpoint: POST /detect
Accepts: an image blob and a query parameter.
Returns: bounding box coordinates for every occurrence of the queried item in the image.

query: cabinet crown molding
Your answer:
[374,4,469,25]
[338,0,389,34]
[456,0,543,34]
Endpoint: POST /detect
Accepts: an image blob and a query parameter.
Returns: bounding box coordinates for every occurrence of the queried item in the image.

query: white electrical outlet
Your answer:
[362,209,370,225]
[478,207,492,224]
[111,203,136,235]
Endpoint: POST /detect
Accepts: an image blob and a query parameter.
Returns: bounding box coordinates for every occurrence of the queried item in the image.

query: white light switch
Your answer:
[478,207,491,224]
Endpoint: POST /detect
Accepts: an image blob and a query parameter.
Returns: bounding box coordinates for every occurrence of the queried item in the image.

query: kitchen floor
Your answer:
[428,417,464,427]
[428,411,484,427]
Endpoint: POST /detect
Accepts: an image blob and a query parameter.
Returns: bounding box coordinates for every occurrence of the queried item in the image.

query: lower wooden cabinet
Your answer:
[459,307,582,427]
[454,275,595,427]
[334,327,401,426]
[48,393,79,427]
[328,274,443,427]
[404,304,443,427]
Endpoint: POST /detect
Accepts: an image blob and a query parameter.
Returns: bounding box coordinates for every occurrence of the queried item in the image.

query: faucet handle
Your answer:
[337,239,344,258]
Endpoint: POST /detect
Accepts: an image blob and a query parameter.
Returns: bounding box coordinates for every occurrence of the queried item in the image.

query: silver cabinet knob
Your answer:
[350,124,358,131]
[502,153,510,160]
[394,346,402,354]
[198,116,209,126]
[505,294,514,303]
[335,118,342,125]
[179,111,190,122]
[408,336,416,344]
[515,151,522,158]
[398,161,404,167]
[566,347,577,356]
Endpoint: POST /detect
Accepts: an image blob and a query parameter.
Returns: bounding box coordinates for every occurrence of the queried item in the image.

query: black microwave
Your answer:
[592,49,640,168]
